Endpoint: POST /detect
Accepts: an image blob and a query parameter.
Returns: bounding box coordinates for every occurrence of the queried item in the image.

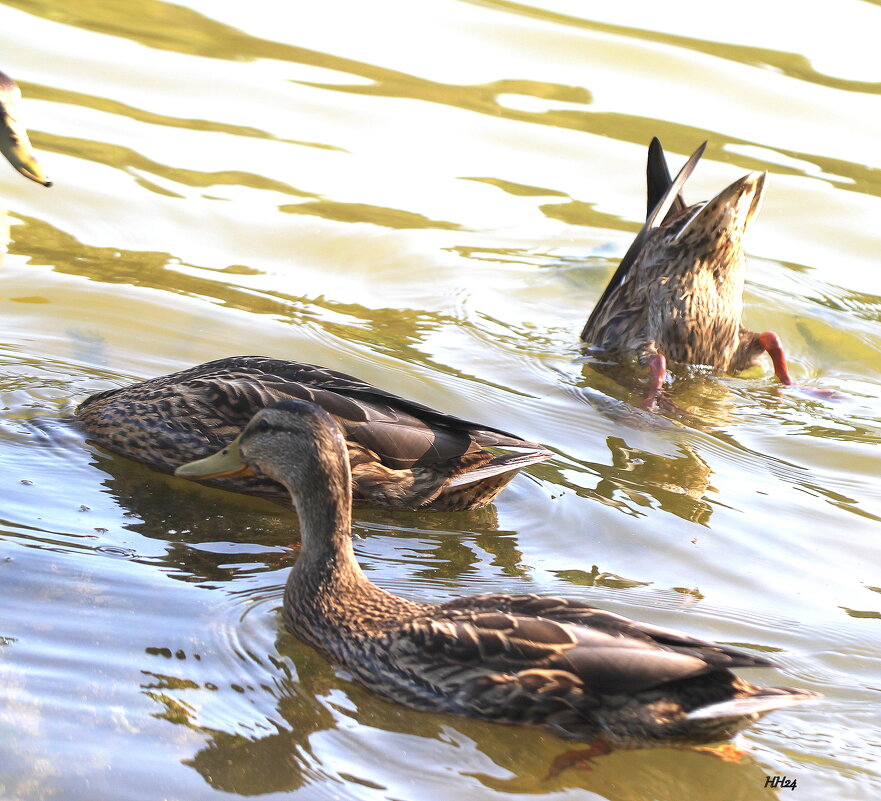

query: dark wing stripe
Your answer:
[402,608,732,699]
[561,645,709,695]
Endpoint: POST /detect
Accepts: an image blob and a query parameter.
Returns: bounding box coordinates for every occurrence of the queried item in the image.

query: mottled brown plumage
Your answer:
[0,70,51,186]
[78,356,550,510]
[582,139,792,408]
[176,400,819,762]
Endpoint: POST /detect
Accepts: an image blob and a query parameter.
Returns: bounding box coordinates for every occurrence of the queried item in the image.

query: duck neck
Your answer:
[286,461,368,595]
[272,428,424,637]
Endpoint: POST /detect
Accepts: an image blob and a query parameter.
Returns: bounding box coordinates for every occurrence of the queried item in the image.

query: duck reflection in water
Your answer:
[78,426,535,588]
[142,640,787,801]
[526,432,716,527]
[142,642,339,795]
[599,436,715,526]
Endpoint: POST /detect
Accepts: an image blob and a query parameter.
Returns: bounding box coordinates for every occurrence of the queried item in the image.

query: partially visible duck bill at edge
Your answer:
[0,70,51,186]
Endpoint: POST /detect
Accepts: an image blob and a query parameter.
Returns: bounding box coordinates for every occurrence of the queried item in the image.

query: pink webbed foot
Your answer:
[757,332,793,386]
[758,332,846,400]
[789,385,848,401]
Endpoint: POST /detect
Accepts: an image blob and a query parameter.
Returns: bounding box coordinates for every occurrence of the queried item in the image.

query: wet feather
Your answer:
[177,400,819,752]
[78,356,550,510]
[581,139,786,405]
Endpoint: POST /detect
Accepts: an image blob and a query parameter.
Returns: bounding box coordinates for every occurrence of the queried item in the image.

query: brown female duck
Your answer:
[78,356,550,510]
[582,139,794,409]
[0,70,51,186]
[176,399,819,772]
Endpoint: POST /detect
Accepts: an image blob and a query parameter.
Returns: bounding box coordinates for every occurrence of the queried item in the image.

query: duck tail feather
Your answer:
[686,688,820,720]
[646,137,688,220]
[446,450,552,487]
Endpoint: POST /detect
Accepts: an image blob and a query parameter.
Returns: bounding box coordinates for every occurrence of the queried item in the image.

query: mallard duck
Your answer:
[0,70,51,186]
[176,399,819,771]
[581,138,793,409]
[78,356,551,510]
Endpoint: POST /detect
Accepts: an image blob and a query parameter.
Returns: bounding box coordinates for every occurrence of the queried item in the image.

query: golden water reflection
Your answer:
[2,0,881,797]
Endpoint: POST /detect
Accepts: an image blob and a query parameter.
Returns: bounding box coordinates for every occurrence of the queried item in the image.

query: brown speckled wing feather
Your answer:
[218,375,483,469]
[78,356,544,479]
[581,142,706,342]
[435,593,773,668]
[384,594,771,707]
[235,357,535,445]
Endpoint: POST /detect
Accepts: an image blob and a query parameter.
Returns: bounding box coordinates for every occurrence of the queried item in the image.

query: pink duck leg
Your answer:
[758,332,844,400]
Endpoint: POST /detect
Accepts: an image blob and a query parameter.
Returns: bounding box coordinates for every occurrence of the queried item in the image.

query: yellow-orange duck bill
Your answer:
[0,128,51,186]
[174,432,255,479]
[0,99,51,186]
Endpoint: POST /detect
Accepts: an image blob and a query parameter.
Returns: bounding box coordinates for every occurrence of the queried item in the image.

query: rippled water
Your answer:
[1,1,880,799]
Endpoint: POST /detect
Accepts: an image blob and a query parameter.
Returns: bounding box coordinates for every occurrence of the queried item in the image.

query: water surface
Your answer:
[1,1,880,799]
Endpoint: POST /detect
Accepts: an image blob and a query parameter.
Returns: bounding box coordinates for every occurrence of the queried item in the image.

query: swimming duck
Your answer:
[581,139,792,409]
[176,399,819,771]
[0,70,51,186]
[79,356,550,510]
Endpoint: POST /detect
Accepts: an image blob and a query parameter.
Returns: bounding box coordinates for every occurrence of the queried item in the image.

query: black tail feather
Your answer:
[646,137,688,220]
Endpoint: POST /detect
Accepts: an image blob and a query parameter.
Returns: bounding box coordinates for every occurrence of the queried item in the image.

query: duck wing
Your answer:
[80,356,543,471]
[436,593,773,670]
[388,594,771,709]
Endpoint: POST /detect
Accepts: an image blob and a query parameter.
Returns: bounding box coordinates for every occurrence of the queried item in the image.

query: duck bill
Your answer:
[0,113,51,187]
[673,171,765,246]
[174,433,255,479]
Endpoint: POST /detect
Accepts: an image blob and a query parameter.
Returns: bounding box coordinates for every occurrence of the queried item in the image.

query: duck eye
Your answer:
[255,418,271,434]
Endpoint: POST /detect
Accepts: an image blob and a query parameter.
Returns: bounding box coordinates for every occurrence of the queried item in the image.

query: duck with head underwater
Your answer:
[582,138,834,410]
[176,399,820,775]
[0,70,51,186]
